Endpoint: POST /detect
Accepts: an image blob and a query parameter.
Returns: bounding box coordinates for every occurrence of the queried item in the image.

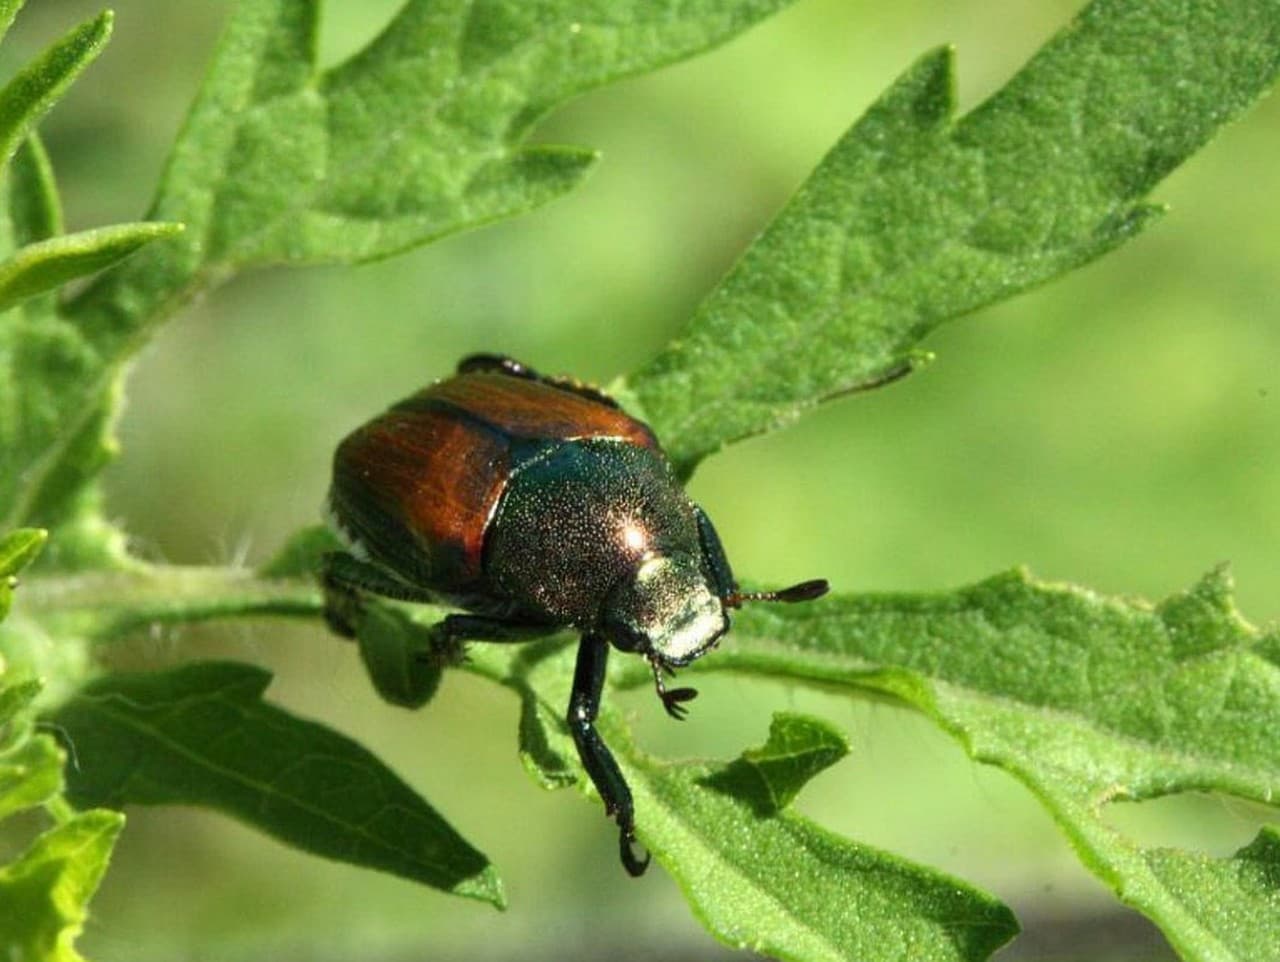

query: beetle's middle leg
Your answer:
[320,551,438,637]
[568,635,650,877]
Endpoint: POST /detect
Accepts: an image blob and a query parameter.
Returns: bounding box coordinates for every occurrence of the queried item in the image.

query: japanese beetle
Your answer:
[323,354,828,876]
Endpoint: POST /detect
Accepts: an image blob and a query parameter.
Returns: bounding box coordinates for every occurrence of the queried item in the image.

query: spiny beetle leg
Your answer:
[568,635,649,876]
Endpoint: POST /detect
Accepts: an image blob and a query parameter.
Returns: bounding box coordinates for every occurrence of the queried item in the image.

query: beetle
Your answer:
[321,354,829,876]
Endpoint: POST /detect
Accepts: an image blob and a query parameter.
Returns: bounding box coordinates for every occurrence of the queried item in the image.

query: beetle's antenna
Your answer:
[725,579,829,609]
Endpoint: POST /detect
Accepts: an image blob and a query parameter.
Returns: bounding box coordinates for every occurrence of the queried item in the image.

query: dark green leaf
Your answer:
[49,660,505,906]
[630,0,1280,472]
[0,808,124,962]
[660,567,1280,962]
[353,603,443,709]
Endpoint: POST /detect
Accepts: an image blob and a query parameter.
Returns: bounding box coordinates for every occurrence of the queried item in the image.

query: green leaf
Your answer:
[64,0,795,353]
[0,527,44,622]
[4,134,61,250]
[0,732,62,819]
[352,603,444,709]
[712,710,850,815]
[657,567,1280,962]
[0,526,45,577]
[258,523,343,578]
[0,808,124,962]
[0,14,179,558]
[629,0,1280,473]
[0,11,111,170]
[48,660,505,907]
[0,0,23,47]
[629,717,1016,962]
[476,645,1016,961]
[0,221,183,314]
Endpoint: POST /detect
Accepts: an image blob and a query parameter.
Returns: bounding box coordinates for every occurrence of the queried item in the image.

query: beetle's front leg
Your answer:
[567,635,650,877]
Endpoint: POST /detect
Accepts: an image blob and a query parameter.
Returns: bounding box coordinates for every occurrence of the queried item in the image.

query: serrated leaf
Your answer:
[627,718,1016,962]
[48,660,505,906]
[65,0,795,312]
[0,808,124,962]
[0,11,111,170]
[655,567,1280,962]
[478,646,1015,961]
[17,0,791,562]
[0,221,182,314]
[629,0,1280,473]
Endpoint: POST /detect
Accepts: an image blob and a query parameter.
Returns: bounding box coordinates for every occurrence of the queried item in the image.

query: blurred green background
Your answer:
[8,0,1279,959]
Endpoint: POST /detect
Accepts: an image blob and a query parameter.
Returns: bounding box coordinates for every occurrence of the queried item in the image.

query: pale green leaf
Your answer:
[0,809,124,962]
[629,0,1280,473]
[643,567,1280,961]
[0,221,182,314]
[476,644,1017,962]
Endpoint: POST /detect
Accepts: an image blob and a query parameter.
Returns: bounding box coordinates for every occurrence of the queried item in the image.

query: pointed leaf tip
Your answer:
[704,712,849,815]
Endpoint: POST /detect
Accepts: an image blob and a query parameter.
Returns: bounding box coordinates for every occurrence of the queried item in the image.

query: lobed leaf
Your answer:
[626,717,1016,962]
[48,660,506,906]
[476,644,1017,962]
[0,809,124,962]
[636,567,1280,961]
[628,0,1280,473]
[13,0,793,564]
[63,0,796,361]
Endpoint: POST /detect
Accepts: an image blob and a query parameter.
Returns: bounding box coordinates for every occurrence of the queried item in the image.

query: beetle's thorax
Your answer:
[483,439,706,629]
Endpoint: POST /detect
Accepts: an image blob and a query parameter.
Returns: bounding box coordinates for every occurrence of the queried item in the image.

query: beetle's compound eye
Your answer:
[601,556,727,665]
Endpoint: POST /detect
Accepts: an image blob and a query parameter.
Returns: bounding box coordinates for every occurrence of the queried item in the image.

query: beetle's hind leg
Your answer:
[457,353,620,409]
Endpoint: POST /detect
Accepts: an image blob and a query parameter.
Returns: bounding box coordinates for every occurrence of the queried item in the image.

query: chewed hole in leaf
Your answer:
[1102,791,1277,859]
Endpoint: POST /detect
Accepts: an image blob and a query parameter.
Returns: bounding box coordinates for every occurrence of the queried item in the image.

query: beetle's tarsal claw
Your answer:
[661,686,698,720]
[650,657,698,720]
[619,829,651,877]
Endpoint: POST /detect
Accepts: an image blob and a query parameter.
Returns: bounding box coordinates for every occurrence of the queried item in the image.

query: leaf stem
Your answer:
[20,563,322,643]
